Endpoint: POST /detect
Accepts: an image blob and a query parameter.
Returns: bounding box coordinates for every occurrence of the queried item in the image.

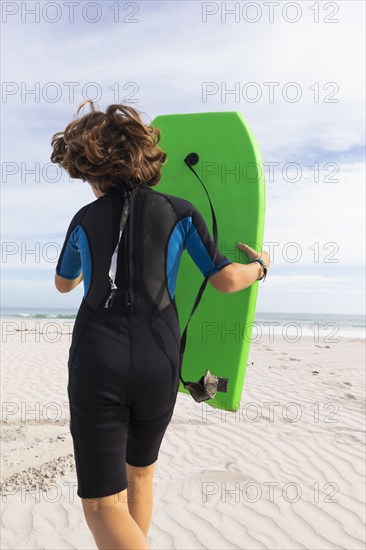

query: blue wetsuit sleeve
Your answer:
[56,220,82,280]
[183,207,232,278]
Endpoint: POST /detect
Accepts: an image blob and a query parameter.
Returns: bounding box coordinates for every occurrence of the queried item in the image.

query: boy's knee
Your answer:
[126,462,155,478]
[82,489,129,513]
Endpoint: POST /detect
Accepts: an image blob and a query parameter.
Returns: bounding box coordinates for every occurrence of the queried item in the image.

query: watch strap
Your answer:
[250,258,268,281]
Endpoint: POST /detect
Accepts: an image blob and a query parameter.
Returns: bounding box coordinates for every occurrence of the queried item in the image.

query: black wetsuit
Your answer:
[56,180,231,499]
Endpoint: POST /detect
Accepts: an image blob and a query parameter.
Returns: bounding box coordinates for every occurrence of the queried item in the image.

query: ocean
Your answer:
[0,308,364,340]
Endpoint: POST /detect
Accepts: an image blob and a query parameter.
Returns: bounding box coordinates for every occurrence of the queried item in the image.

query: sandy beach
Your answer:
[1,316,365,549]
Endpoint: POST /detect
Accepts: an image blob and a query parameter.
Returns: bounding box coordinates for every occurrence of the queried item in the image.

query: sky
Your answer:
[1,0,365,314]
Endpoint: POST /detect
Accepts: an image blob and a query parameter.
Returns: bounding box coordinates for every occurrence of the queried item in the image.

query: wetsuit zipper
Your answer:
[126,190,136,312]
[126,222,130,307]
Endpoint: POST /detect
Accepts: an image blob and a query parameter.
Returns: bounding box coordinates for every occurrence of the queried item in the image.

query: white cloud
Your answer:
[1,0,365,312]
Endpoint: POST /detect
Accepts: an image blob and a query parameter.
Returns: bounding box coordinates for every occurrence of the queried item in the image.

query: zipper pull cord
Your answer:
[104,190,131,309]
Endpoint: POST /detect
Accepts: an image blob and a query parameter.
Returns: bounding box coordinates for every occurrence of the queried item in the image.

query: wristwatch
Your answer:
[250,258,268,282]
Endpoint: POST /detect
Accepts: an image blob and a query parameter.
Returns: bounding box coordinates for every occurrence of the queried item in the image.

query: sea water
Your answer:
[1,308,364,340]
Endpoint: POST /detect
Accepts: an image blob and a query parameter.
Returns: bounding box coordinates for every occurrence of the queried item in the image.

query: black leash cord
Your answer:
[178,156,220,387]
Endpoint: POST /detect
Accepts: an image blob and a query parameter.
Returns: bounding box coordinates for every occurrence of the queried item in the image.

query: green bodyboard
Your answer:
[151,112,266,412]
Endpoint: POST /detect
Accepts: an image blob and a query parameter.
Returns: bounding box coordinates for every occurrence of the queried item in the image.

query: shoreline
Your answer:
[1,315,364,342]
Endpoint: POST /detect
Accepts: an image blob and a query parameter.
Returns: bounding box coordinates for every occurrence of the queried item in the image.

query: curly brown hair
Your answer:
[50,100,167,193]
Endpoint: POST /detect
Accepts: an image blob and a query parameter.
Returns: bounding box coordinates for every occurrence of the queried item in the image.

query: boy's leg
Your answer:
[126,462,155,537]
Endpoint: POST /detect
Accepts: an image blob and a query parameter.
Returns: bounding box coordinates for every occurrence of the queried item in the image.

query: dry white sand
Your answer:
[1,316,365,549]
